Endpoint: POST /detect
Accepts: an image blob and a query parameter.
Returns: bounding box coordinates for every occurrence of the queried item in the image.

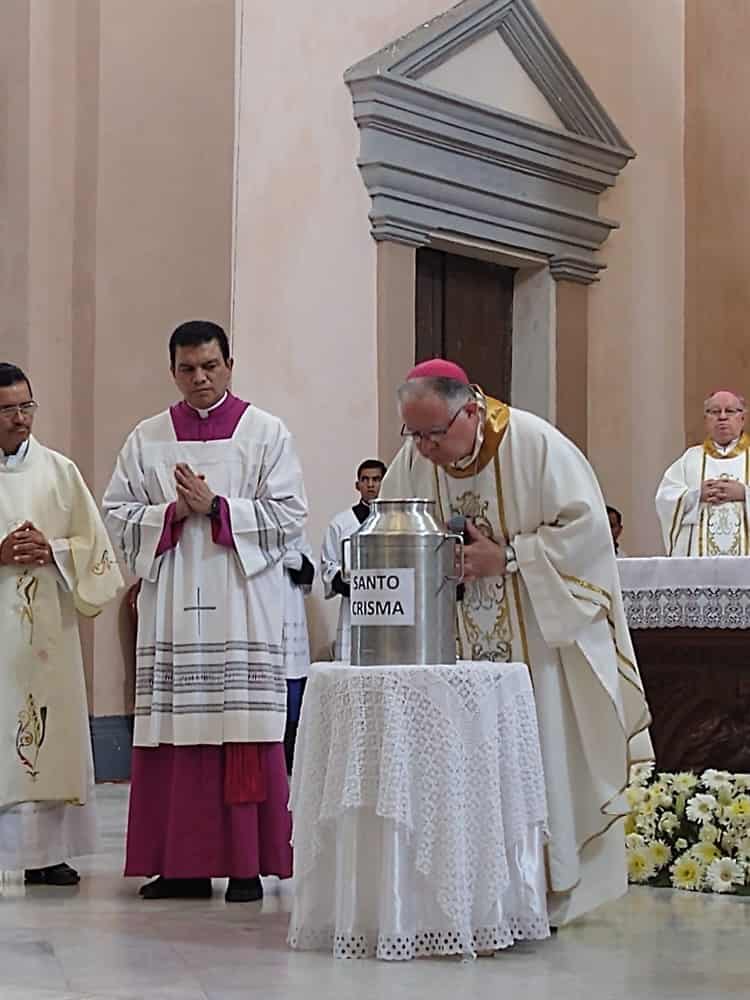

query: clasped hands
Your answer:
[700,478,746,506]
[0,521,53,567]
[460,519,507,580]
[173,463,216,520]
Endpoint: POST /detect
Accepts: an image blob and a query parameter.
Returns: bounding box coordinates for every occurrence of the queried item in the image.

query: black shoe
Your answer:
[24,862,80,886]
[225,876,263,903]
[139,877,212,900]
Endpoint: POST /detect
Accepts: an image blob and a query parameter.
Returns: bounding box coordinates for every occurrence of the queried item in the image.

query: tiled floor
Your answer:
[0,784,746,999]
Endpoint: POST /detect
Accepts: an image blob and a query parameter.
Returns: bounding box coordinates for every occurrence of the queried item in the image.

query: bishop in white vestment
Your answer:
[103,321,308,902]
[381,359,652,926]
[656,390,750,555]
[0,365,123,884]
[320,460,386,660]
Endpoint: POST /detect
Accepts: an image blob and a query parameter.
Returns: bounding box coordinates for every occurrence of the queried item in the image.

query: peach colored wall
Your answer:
[536,0,686,556]
[2,0,235,716]
[234,0,686,586]
[92,0,235,715]
[231,0,455,657]
[685,1,750,446]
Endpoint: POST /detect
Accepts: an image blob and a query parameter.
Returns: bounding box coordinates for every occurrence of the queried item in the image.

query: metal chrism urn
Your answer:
[343,498,463,666]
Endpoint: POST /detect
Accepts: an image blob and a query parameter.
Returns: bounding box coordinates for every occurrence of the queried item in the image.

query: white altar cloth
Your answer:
[618,556,750,629]
[287,661,550,960]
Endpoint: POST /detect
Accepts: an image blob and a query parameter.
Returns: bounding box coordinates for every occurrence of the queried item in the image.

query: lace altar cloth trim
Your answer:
[289,662,548,955]
[619,556,750,629]
[288,915,550,961]
[622,587,750,629]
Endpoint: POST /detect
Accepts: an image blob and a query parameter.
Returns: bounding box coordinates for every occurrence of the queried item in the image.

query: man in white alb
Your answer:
[656,389,750,556]
[103,321,308,902]
[320,459,386,660]
[0,363,122,886]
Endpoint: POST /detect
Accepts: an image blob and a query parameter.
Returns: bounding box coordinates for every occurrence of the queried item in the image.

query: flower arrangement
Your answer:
[625,764,750,894]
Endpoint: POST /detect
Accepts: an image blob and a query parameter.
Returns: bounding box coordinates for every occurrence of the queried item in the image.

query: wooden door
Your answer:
[415,248,515,400]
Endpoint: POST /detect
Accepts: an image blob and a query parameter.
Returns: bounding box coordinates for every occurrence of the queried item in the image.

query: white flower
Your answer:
[699,822,720,844]
[733,774,750,792]
[630,762,655,786]
[672,772,699,793]
[671,854,705,891]
[675,838,688,851]
[702,769,733,790]
[705,857,744,894]
[686,793,718,824]
[659,812,679,835]
[627,846,656,884]
[626,833,646,850]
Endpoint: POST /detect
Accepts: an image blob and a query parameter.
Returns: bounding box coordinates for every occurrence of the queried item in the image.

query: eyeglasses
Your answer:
[705,408,744,418]
[401,406,464,443]
[0,401,38,419]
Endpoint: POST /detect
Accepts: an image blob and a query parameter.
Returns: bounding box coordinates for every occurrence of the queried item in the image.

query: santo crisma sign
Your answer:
[349,569,415,626]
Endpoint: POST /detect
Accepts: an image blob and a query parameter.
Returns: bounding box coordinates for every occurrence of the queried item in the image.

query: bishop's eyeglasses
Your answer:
[400,405,464,444]
[705,407,744,418]
[0,401,38,419]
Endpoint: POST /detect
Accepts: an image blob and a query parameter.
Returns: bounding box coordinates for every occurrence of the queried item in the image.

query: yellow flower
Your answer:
[627,847,656,884]
[626,785,647,808]
[624,813,637,836]
[649,841,672,868]
[724,795,750,826]
[716,784,734,807]
[691,842,720,864]
[659,811,679,835]
[671,855,705,891]
[699,822,719,844]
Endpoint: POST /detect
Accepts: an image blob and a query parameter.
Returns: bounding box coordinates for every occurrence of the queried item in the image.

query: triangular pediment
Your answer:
[345,0,632,153]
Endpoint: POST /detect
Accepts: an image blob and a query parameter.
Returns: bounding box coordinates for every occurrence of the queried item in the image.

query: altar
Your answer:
[618,556,750,772]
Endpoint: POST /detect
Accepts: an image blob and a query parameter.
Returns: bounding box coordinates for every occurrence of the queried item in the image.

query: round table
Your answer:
[288,660,550,960]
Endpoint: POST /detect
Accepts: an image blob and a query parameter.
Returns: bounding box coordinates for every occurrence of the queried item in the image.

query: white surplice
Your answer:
[381,398,652,925]
[102,405,307,747]
[655,436,750,555]
[0,437,123,868]
[282,534,314,680]
[320,508,361,661]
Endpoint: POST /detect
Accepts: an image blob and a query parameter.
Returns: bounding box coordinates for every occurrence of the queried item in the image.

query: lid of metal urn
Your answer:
[355,498,444,536]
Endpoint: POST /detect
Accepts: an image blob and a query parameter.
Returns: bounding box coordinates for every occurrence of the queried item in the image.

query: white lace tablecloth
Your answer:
[287,661,549,961]
[618,556,750,629]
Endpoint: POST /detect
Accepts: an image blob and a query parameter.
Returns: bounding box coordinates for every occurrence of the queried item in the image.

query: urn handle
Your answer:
[438,532,465,586]
[340,536,352,582]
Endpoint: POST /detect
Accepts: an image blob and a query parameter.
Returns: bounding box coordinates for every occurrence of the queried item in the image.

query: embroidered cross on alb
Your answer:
[183,587,217,636]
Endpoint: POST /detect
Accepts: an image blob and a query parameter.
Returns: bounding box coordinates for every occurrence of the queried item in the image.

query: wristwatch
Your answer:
[504,542,519,575]
[208,495,221,519]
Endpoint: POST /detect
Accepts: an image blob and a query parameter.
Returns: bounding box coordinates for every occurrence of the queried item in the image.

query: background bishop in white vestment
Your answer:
[381,359,653,926]
[656,389,750,555]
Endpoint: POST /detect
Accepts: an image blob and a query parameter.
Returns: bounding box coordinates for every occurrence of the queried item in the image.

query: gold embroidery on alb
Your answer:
[16,571,39,645]
[15,693,47,780]
[92,549,113,576]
